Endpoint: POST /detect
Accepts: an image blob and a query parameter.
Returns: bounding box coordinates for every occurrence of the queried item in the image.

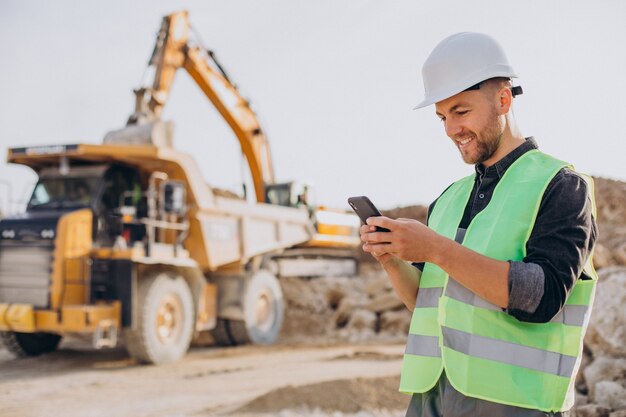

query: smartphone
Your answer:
[347,196,390,232]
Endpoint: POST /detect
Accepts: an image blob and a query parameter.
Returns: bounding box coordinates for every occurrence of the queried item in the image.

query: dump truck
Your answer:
[0,11,359,364]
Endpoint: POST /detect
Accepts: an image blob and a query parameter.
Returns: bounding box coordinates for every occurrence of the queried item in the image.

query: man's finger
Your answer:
[365,231,393,243]
[363,243,382,254]
[359,224,376,234]
[364,242,392,253]
[366,216,394,229]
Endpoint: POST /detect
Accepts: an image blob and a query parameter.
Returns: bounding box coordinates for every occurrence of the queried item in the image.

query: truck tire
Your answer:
[228,269,284,345]
[125,273,194,364]
[210,319,236,346]
[0,331,62,357]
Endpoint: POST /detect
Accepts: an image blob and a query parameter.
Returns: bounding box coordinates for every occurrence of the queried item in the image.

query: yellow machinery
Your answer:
[0,11,359,364]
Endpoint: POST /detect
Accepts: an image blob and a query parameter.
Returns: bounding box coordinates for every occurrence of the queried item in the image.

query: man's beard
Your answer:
[456,110,503,165]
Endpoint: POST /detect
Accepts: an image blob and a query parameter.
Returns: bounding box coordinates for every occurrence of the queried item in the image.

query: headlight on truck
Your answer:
[1,229,15,239]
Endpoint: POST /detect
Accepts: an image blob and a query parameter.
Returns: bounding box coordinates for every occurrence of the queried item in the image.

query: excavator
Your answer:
[0,11,359,364]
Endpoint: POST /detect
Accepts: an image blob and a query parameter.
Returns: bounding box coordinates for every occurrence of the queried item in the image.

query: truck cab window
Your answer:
[28,177,98,210]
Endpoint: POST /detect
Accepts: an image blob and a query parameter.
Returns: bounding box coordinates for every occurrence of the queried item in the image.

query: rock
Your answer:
[281,276,329,313]
[614,244,626,266]
[583,356,626,400]
[575,404,610,417]
[339,326,376,343]
[585,267,626,357]
[576,394,589,407]
[609,410,626,417]
[346,309,377,331]
[365,292,403,313]
[333,297,364,328]
[379,309,411,334]
[593,244,613,270]
[595,380,626,410]
[576,347,593,394]
[325,287,346,310]
[365,278,391,298]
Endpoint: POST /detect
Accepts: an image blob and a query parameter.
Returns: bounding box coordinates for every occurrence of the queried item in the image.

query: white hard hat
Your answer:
[414,32,521,109]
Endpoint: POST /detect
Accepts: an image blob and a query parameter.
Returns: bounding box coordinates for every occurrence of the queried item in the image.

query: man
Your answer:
[73,181,91,205]
[360,32,597,417]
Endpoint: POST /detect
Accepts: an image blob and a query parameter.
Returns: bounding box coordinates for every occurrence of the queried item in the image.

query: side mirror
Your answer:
[160,180,186,216]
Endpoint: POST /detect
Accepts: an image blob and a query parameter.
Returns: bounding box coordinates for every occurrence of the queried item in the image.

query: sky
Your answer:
[0,0,624,215]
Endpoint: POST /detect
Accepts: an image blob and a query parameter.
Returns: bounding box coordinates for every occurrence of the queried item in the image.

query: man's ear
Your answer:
[497,87,513,115]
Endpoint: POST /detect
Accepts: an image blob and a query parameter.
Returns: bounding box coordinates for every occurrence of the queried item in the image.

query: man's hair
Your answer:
[480,77,513,96]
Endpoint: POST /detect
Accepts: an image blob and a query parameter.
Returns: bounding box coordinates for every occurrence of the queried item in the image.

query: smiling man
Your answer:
[361,33,597,417]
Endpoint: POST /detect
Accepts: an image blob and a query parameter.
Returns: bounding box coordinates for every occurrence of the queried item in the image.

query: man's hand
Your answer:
[361,215,510,308]
[359,223,395,265]
[359,218,423,310]
[361,216,442,264]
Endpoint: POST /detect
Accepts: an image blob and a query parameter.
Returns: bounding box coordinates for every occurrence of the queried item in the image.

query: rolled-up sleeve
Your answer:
[507,261,545,314]
[506,169,597,323]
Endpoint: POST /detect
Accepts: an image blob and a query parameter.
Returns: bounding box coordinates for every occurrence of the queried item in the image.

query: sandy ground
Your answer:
[0,339,408,417]
[0,265,411,417]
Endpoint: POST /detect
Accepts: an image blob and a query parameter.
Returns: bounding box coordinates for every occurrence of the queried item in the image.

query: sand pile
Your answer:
[574,267,626,416]
[592,177,626,269]
[232,376,407,415]
[280,265,410,344]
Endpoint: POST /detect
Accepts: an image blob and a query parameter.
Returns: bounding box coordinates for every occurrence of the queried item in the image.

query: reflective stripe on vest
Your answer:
[441,326,577,377]
[445,278,591,327]
[414,287,443,308]
[399,150,598,412]
[406,333,440,357]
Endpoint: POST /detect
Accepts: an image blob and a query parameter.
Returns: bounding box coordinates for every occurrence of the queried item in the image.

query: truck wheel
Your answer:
[125,273,194,364]
[210,319,236,346]
[0,331,62,357]
[229,269,284,345]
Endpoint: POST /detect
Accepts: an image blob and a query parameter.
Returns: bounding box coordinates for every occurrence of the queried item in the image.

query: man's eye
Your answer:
[438,117,446,123]
[457,110,469,116]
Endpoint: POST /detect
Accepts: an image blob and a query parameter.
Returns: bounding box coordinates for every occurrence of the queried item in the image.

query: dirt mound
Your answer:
[594,177,626,224]
[233,376,407,414]
[279,265,410,344]
[327,351,403,361]
[382,205,428,225]
[576,267,626,413]
[593,177,626,268]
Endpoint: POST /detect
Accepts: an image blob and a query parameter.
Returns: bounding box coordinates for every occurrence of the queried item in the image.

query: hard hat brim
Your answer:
[413,66,518,110]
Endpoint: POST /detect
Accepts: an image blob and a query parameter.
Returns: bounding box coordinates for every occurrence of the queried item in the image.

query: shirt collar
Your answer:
[475,137,538,178]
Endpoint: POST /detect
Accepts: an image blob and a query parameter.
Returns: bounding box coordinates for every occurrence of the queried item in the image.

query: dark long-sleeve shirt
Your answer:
[415,137,597,323]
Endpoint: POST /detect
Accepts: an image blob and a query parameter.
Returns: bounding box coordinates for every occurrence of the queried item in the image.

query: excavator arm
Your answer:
[131,11,274,203]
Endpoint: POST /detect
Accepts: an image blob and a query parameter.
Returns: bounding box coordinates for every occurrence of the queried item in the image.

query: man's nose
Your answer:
[444,119,462,138]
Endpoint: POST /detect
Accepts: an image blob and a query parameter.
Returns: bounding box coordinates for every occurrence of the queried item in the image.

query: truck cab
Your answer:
[2,163,145,246]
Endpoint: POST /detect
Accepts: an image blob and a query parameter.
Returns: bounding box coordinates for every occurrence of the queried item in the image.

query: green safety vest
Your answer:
[399,149,597,412]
